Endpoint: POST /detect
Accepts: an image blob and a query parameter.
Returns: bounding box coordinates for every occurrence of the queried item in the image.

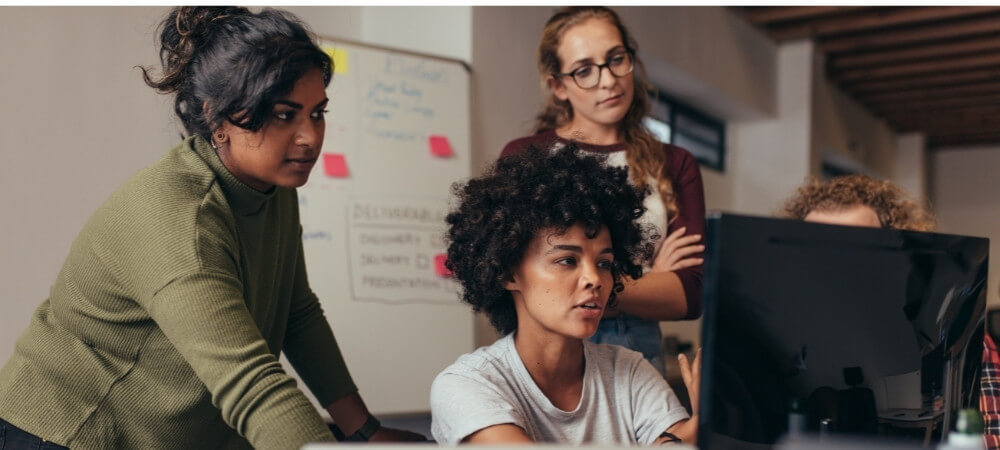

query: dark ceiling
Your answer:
[736,6,1000,149]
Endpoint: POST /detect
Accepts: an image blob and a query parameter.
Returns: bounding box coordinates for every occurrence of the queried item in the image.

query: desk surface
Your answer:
[877,408,944,423]
[303,446,697,450]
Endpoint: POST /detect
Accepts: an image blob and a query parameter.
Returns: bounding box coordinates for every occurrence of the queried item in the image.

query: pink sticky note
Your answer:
[428,135,454,158]
[434,253,452,277]
[322,153,349,178]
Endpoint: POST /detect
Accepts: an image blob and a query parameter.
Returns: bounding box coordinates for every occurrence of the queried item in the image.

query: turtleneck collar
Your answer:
[188,135,275,216]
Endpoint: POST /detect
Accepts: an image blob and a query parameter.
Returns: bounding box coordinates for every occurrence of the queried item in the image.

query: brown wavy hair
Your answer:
[535,6,677,221]
[782,175,935,232]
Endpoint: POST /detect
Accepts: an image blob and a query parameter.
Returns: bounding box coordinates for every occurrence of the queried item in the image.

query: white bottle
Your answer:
[937,409,985,450]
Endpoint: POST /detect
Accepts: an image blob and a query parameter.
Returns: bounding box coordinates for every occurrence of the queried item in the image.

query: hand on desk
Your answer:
[369,426,427,442]
[325,393,427,442]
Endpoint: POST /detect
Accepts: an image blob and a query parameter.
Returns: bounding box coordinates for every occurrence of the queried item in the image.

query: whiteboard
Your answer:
[284,39,473,414]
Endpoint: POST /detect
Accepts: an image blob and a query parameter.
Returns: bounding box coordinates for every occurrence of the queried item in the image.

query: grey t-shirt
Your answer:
[430,333,689,445]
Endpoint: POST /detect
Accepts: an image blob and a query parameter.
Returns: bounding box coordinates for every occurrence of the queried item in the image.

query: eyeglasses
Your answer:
[556,51,634,89]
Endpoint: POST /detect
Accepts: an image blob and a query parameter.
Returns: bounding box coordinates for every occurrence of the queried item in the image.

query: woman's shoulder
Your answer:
[432,335,520,400]
[659,142,699,176]
[500,130,560,158]
[91,141,216,225]
[438,334,514,377]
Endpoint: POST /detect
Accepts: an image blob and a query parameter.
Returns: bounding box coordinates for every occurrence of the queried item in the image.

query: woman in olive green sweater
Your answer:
[0,7,422,449]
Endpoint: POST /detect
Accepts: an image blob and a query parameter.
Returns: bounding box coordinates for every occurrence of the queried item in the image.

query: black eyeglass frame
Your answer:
[554,49,636,89]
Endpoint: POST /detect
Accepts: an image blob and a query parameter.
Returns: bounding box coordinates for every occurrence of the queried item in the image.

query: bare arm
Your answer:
[463,424,534,444]
[659,417,698,445]
[614,271,689,320]
[657,349,702,445]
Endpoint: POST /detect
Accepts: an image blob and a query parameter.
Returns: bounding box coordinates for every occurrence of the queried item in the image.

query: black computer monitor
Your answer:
[698,213,988,449]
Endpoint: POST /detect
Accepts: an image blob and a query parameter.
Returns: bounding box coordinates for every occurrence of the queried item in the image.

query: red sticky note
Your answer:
[434,253,452,277]
[322,153,349,178]
[428,135,454,158]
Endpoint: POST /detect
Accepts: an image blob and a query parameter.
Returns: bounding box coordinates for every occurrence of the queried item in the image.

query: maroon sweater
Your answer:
[500,129,705,319]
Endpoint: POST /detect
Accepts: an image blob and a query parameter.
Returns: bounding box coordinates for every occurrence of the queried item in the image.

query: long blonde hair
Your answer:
[535,6,677,220]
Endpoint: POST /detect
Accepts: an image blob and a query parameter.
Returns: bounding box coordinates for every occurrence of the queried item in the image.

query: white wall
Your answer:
[361,6,471,62]
[812,61,898,180]
[615,6,776,121]
[931,146,1000,307]
[285,6,471,63]
[470,6,552,173]
[895,133,927,200]
[0,6,176,364]
[727,40,816,216]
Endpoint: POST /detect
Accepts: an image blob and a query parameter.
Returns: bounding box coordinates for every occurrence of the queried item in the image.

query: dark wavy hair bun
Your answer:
[141,7,331,140]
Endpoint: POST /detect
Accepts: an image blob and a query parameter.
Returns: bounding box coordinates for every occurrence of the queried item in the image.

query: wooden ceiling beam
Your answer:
[883,106,1000,127]
[834,52,1000,81]
[929,129,1000,140]
[819,13,1000,53]
[769,6,1000,42]
[870,94,1000,114]
[931,143,1000,150]
[891,120,1000,134]
[928,132,1000,148]
[843,67,1000,94]
[857,81,1000,104]
[887,113,1000,126]
[830,34,1000,70]
[741,6,867,25]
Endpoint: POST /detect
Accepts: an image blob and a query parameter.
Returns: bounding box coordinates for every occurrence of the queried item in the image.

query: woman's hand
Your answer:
[659,348,702,445]
[369,426,428,442]
[679,348,702,416]
[651,227,703,273]
[325,393,427,442]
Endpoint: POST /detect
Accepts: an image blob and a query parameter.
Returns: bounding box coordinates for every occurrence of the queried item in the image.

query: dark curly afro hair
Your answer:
[445,144,655,335]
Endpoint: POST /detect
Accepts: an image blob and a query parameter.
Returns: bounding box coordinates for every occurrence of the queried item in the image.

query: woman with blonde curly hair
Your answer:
[782,174,935,231]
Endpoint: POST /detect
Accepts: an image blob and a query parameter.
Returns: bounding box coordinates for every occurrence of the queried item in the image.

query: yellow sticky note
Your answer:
[322,46,349,74]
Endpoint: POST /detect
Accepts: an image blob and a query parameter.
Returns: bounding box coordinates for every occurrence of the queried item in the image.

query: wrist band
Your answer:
[345,414,381,442]
[658,431,682,444]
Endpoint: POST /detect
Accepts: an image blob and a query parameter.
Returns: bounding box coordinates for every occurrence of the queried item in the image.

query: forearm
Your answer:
[149,273,335,448]
[325,392,370,436]
[613,271,688,320]
[659,417,698,445]
[463,424,534,444]
[283,296,359,405]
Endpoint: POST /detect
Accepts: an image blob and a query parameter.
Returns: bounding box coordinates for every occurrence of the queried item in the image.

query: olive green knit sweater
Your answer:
[0,136,356,449]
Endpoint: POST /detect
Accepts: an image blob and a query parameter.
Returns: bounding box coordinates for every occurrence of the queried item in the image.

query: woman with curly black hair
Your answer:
[430,145,700,445]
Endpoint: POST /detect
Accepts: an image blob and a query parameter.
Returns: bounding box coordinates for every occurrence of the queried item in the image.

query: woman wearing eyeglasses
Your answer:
[500,7,706,377]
